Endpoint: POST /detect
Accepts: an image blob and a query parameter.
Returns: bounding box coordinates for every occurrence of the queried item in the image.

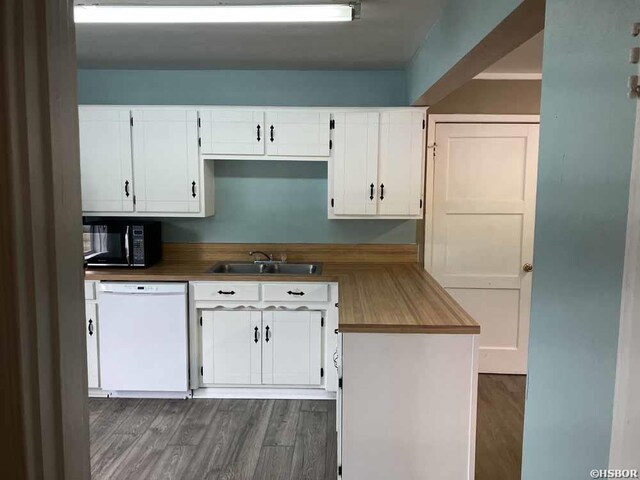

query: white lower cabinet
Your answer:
[201,310,262,385]
[262,311,323,386]
[200,309,323,387]
[85,302,100,389]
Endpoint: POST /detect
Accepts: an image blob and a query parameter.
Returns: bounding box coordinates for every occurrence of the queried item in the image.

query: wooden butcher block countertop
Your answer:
[84,244,480,335]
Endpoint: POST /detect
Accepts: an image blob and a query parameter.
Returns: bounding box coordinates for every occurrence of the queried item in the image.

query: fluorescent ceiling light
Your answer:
[74,4,355,23]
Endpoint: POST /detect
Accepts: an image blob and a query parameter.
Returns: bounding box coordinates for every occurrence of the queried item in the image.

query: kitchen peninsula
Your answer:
[85,243,480,480]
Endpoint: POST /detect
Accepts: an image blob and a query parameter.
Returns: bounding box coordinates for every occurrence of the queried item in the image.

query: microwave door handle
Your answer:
[124,225,131,266]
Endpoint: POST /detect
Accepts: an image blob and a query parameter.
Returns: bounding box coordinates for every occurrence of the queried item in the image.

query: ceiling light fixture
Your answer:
[74,3,359,24]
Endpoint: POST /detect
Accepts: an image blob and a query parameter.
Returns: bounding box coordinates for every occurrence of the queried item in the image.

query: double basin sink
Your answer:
[207,262,322,276]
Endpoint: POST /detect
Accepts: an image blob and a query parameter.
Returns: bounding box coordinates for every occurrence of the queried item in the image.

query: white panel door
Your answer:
[201,310,262,385]
[132,109,200,213]
[431,123,539,374]
[265,111,331,157]
[85,302,99,389]
[262,311,323,385]
[78,107,134,213]
[199,109,264,155]
[377,110,425,216]
[332,112,379,215]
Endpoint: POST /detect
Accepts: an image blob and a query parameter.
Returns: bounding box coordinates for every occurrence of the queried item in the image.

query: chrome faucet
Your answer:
[249,250,272,262]
[249,251,288,264]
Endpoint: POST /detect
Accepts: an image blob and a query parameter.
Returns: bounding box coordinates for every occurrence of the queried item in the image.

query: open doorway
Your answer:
[423,31,544,480]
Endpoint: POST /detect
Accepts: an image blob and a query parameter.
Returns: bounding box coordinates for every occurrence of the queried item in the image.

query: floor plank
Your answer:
[169,398,221,446]
[89,374,526,480]
[115,398,164,435]
[263,400,301,447]
[90,398,141,447]
[148,445,198,480]
[91,433,139,480]
[109,400,193,480]
[289,411,327,480]
[252,446,294,480]
[475,374,526,480]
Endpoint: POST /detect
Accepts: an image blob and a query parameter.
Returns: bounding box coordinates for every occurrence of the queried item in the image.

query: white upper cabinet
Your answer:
[331,112,380,216]
[132,109,201,214]
[377,110,425,217]
[199,109,265,156]
[265,110,331,158]
[79,107,134,213]
[329,108,426,219]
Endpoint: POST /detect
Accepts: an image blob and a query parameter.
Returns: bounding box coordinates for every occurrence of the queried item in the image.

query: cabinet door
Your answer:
[132,109,200,213]
[377,110,425,216]
[265,111,331,157]
[332,112,379,215]
[201,310,261,385]
[262,311,323,385]
[200,110,264,156]
[85,302,100,389]
[79,107,134,213]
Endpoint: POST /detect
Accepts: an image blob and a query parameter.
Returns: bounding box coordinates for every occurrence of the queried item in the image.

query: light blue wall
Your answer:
[522,1,640,479]
[406,0,523,104]
[78,69,406,107]
[78,69,416,244]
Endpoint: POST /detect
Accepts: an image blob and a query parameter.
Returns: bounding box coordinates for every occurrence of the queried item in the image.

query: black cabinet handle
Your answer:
[369,183,374,200]
[287,290,305,296]
[380,183,385,201]
[125,180,130,198]
[270,125,274,142]
[217,290,236,295]
[254,326,259,343]
[88,319,94,336]
[257,124,261,142]
[191,181,197,198]
[265,325,270,342]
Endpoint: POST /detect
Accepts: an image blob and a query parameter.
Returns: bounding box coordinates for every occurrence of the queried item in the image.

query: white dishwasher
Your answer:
[99,282,190,398]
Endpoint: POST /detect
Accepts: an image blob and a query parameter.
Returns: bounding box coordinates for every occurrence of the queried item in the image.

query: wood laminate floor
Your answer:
[89,375,525,480]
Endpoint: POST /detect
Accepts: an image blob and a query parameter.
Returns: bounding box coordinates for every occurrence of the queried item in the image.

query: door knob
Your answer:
[523,263,533,272]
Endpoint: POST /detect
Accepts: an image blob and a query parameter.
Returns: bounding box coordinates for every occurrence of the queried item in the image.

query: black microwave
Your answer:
[83,219,162,268]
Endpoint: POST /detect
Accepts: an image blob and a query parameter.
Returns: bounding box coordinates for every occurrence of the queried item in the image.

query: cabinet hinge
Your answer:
[338,465,342,476]
[321,317,324,327]
[200,366,203,376]
[331,198,334,208]
[321,368,324,378]
[329,139,333,150]
[200,316,202,326]
[338,378,343,389]
[130,117,134,127]
[198,137,202,147]
[422,119,425,129]
[330,119,335,130]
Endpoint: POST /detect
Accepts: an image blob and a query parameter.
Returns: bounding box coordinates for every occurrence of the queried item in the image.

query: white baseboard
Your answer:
[102,390,192,399]
[193,387,336,400]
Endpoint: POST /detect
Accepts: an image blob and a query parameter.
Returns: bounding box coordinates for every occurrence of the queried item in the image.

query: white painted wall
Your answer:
[609,77,640,468]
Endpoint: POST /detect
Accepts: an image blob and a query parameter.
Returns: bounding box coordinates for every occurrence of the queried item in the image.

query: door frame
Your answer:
[609,82,640,467]
[423,114,541,271]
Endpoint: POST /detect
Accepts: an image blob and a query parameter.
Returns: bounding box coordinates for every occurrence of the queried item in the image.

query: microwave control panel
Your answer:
[132,226,145,265]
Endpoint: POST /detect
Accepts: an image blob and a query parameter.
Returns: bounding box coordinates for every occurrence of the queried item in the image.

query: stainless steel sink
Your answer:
[207,262,271,274]
[206,262,322,275]
[270,263,322,275]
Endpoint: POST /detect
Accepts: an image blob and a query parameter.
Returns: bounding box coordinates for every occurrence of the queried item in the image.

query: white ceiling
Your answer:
[482,31,544,76]
[75,0,448,70]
